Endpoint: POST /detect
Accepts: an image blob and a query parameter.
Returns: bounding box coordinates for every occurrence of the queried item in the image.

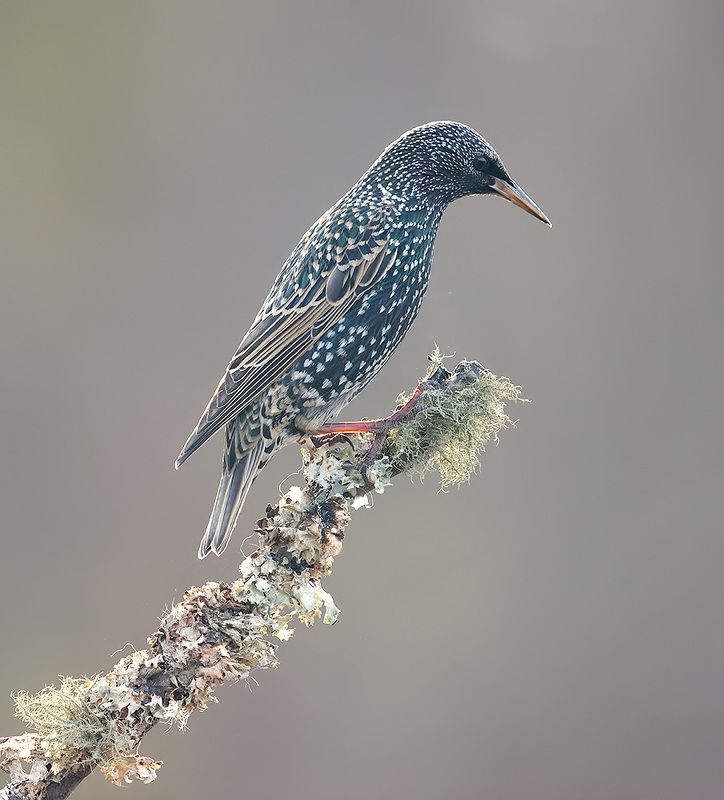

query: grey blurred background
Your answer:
[1,2,723,798]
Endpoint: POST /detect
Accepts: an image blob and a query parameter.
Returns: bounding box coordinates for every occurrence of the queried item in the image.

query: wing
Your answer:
[176,214,397,467]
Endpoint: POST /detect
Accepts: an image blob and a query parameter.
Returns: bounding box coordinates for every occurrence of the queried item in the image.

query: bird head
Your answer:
[370,121,551,226]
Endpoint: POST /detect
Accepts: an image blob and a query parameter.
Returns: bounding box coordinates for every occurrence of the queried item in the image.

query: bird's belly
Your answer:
[288,266,431,430]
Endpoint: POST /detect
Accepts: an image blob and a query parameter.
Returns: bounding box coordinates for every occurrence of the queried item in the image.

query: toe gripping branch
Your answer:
[309,360,488,474]
[310,382,426,470]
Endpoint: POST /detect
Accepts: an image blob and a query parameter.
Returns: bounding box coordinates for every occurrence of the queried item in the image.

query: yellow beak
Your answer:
[491,177,551,226]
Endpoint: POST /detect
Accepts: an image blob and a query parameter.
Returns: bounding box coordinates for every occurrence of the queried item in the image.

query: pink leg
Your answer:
[314,384,425,436]
[309,384,426,466]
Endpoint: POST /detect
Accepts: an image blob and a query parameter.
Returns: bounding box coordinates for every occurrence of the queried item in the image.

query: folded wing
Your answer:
[176,217,395,467]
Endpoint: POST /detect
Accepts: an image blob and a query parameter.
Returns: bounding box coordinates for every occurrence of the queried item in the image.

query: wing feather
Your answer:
[176,217,393,467]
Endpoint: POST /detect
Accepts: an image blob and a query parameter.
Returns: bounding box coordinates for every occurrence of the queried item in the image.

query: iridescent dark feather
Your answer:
[176,121,549,557]
[176,216,391,467]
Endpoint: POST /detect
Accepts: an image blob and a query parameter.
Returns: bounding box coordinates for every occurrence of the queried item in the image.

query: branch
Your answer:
[0,355,522,800]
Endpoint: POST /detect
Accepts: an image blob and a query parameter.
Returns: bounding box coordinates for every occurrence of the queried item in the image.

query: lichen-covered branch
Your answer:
[0,356,522,800]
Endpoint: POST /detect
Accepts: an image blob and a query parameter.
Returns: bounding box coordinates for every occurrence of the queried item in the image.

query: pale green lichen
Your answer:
[13,677,133,769]
[387,350,524,487]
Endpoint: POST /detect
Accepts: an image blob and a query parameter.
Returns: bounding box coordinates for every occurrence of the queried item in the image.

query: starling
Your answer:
[177,121,550,558]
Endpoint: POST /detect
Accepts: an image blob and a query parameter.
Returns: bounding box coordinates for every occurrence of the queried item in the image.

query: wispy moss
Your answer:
[387,349,524,487]
[13,677,132,768]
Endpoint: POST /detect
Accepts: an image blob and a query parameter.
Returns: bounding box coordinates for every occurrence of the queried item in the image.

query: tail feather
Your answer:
[197,441,266,559]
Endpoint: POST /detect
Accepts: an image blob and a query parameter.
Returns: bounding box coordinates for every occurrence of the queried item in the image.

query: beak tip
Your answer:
[532,209,553,227]
[492,177,551,229]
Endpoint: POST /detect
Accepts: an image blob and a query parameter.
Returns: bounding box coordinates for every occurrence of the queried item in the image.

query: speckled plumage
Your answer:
[177,121,550,557]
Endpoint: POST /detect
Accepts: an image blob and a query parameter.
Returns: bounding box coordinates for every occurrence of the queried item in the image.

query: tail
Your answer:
[197,440,269,559]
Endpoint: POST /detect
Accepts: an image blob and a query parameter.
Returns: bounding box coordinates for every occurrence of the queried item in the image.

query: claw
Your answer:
[307,379,428,475]
[309,433,355,449]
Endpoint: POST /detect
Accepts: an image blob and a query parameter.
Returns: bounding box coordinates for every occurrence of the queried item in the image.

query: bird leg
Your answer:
[309,383,426,470]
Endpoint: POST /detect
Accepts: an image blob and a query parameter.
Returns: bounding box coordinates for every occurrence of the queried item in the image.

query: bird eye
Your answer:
[472,155,488,172]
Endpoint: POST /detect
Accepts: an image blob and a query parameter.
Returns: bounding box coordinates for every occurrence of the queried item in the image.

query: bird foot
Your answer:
[309,382,427,475]
[308,433,356,449]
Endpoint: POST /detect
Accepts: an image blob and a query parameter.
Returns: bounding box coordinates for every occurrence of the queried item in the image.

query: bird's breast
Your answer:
[289,232,437,415]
